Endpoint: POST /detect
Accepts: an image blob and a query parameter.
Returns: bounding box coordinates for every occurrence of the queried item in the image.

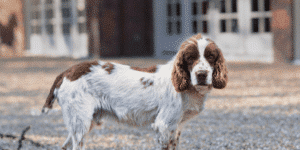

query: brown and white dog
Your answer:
[41,33,228,150]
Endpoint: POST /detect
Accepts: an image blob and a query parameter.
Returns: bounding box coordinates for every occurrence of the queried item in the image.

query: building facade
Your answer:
[153,0,273,62]
[2,0,298,63]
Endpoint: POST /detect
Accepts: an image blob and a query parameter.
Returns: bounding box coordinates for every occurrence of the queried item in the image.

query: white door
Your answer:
[28,0,88,58]
[153,0,273,62]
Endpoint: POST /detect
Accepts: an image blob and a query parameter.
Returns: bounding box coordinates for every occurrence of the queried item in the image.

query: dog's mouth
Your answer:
[194,84,213,93]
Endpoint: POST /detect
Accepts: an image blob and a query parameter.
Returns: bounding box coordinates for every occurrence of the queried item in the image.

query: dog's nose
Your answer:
[195,70,208,85]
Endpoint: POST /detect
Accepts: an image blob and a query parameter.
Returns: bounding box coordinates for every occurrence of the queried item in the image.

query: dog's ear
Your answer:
[212,49,228,89]
[171,39,196,92]
[171,51,191,92]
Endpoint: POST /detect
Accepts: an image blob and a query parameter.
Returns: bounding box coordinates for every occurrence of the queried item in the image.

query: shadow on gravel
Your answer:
[1,104,299,149]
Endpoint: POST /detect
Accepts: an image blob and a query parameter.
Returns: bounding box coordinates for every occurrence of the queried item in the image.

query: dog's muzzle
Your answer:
[195,70,208,86]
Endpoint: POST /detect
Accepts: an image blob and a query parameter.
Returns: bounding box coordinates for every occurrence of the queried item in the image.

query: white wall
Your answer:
[153,0,274,62]
[27,0,88,58]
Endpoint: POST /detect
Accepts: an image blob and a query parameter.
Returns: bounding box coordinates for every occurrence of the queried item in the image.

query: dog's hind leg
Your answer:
[61,133,72,150]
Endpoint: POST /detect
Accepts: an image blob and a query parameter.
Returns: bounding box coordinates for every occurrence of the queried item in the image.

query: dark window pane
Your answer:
[265,18,271,32]
[264,0,270,11]
[46,0,53,4]
[63,23,71,34]
[167,21,172,35]
[193,20,198,33]
[176,21,181,34]
[252,18,259,33]
[32,0,40,5]
[78,10,86,17]
[202,1,209,14]
[192,2,198,15]
[46,24,54,34]
[203,20,208,33]
[220,0,226,13]
[31,25,41,34]
[46,9,54,19]
[220,20,226,32]
[232,19,238,32]
[252,0,258,11]
[232,0,237,13]
[62,8,71,18]
[176,3,181,16]
[31,11,41,19]
[78,22,86,33]
[167,3,172,16]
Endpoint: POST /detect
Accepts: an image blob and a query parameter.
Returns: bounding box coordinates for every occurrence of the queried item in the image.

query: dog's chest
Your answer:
[180,92,208,123]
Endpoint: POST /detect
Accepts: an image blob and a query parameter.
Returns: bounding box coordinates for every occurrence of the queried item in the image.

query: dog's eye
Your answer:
[186,56,197,64]
[207,55,214,60]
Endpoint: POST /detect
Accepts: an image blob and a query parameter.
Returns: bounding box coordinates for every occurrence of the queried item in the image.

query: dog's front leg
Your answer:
[160,129,182,150]
[152,114,182,149]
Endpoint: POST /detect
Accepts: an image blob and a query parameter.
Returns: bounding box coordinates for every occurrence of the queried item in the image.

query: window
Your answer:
[46,24,54,34]
[264,0,270,11]
[220,0,226,13]
[167,3,172,16]
[176,3,181,16]
[46,9,54,19]
[252,0,259,12]
[252,18,259,33]
[232,19,238,33]
[176,21,181,34]
[202,1,209,15]
[193,20,198,33]
[63,23,71,34]
[166,1,182,35]
[231,0,237,13]
[264,18,271,32]
[202,20,208,33]
[31,11,41,19]
[62,8,71,18]
[32,0,40,5]
[46,0,53,4]
[167,21,172,35]
[192,2,198,15]
[220,20,226,32]
[78,10,86,17]
[78,23,86,33]
[31,25,41,34]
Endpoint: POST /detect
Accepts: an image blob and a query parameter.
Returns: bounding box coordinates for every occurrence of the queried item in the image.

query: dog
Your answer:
[41,33,228,150]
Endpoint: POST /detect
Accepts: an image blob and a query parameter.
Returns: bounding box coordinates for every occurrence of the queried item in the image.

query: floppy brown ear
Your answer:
[171,51,191,92]
[212,49,228,89]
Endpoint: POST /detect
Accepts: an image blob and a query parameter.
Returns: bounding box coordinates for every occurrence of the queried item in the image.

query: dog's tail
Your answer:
[41,73,64,114]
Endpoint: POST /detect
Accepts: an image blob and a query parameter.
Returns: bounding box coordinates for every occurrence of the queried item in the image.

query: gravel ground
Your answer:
[0,58,300,150]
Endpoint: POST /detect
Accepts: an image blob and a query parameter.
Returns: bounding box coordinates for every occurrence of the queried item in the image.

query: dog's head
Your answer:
[171,33,228,93]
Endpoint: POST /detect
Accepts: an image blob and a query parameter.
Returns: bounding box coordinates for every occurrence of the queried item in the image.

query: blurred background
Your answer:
[1,0,300,149]
[0,0,299,64]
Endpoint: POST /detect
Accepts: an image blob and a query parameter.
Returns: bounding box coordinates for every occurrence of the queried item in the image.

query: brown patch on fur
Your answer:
[131,65,157,73]
[171,33,202,92]
[66,61,99,81]
[102,62,114,74]
[206,43,228,89]
[42,61,99,110]
[164,130,181,150]
[140,77,154,88]
[180,110,199,123]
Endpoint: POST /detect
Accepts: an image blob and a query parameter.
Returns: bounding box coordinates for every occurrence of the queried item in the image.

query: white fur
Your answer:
[52,42,217,149]
[191,38,214,86]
